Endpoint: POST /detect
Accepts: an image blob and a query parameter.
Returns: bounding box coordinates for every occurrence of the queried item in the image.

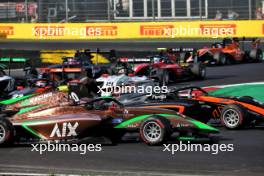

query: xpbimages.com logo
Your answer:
[163,141,234,155]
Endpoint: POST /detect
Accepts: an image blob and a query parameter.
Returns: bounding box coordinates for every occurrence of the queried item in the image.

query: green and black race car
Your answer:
[0,87,219,146]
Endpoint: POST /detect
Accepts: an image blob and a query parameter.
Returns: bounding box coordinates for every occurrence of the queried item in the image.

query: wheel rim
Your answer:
[143,121,162,142]
[221,56,226,64]
[200,67,206,77]
[223,109,240,128]
[163,72,169,85]
[0,124,6,143]
[257,52,263,60]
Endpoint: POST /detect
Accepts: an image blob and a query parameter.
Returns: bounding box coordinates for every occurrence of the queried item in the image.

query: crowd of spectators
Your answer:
[215,7,264,20]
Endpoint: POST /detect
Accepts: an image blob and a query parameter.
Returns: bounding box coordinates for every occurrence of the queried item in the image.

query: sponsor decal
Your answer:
[50,122,79,138]
[86,26,118,36]
[212,106,223,118]
[140,25,174,36]
[199,24,236,36]
[0,26,14,35]
[29,92,53,104]
[20,92,53,106]
[151,94,167,100]
[176,123,190,128]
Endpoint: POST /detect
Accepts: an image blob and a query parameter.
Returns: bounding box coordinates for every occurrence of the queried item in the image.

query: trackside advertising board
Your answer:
[0,20,264,40]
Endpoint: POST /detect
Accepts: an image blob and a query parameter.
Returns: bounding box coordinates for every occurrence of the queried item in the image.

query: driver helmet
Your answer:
[35,79,48,88]
[217,44,222,48]
[117,68,125,74]
[0,76,15,92]
[153,56,160,63]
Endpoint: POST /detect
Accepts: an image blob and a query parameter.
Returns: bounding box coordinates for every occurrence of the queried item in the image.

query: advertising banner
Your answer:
[0,20,263,40]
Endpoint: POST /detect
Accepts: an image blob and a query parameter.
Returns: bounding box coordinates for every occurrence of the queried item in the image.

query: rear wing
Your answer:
[119,57,151,63]
[62,57,83,65]
[157,48,195,52]
[48,68,82,73]
[39,67,82,74]
[0,57,28,63]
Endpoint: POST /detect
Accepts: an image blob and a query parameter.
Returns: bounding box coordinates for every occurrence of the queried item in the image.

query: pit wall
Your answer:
[0,20,264,40]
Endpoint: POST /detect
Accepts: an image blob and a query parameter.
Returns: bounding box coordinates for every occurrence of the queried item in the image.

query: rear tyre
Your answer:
[249,49,263,62]
[139,116,172,145]
[0,118,14,147]
[160,69,169,86]
[213,52,226,65]
[220,104,247,129]
[190,62,206,80]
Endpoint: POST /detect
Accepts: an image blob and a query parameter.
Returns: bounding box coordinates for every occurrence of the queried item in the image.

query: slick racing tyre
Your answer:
[249,49,263,62]
[220,104,247,129]
[140,116,172,145]
[160,69,169,86]
[0,118,14,146]
[213,52,227,65]
[150,68,169,86]
[190,62,206,80]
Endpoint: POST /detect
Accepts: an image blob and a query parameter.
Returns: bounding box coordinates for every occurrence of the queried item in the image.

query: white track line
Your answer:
[205,81,264,89]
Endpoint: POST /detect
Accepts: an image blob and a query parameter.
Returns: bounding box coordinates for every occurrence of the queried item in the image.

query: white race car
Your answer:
[96,74,158,96]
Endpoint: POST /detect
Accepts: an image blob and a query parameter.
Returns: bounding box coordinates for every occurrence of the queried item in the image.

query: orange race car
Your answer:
[120,86,264,129]
[197,38,263,65]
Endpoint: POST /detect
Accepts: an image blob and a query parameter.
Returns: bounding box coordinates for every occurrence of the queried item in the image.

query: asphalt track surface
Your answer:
[0,39,262,51]
[0,41,264,176]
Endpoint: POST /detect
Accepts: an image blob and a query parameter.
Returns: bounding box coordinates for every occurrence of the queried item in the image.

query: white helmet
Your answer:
[0,76,15,92]
[35,79,48,88]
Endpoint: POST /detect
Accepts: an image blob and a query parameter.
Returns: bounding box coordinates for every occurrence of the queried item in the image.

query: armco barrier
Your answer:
[0,20,264,40]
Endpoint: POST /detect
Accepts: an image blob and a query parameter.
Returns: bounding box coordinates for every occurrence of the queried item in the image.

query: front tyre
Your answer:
[213,52,227,65]
[139,116,171,145]
[220,104,247,129]
[0,118,14,147]
[160,69,169,86]
[190,62,206,80]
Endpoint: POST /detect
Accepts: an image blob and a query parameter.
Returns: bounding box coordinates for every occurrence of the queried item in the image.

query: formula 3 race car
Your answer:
[197,38,263,65]
[0,88,218,146]
[96,60,158,96]
[0,57,39,100]
[119,55,206,86]
[39,49,112,81]
[120,86,264,129]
